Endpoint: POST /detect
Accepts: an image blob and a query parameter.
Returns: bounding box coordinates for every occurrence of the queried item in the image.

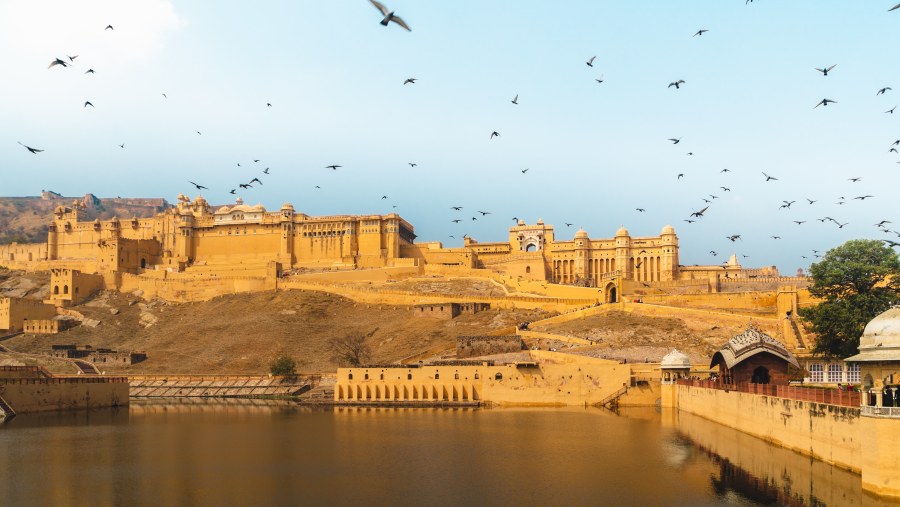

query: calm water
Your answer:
[0,401,895,507]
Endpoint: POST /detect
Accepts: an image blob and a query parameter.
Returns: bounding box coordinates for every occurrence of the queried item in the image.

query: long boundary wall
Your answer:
[676,384,862,472]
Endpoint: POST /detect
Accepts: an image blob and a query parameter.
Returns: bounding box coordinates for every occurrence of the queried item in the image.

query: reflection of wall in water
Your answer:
[672,410,900,507]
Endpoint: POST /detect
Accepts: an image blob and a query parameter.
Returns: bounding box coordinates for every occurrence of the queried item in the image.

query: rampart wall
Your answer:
[0,376,129,414]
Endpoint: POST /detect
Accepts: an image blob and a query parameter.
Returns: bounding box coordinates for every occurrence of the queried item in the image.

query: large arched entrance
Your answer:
[751,366,770,384]
[604,283,617,303]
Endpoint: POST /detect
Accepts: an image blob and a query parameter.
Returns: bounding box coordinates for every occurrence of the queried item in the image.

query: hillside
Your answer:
[0,194,168,244]
[4,289,549,375]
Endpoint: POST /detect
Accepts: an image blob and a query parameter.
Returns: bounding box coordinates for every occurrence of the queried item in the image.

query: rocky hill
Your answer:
[0,193,169,244]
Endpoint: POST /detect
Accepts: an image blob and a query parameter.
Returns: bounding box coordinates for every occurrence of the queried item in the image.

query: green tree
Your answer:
[799,239,900,359]
[269,355,297,376]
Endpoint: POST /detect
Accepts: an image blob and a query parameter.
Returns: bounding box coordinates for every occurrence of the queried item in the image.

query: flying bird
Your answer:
[478,211,491,216]
[84,101,94,108]
[815,98,837,108]
[762,172,778,181]
[668,138,681,144]
[877,87,893,95]
[720,168,731,173]
[17,141,43,154]
[239,183,252,189]
[189,181,207,191]
[793,221,806,225]
[565,223,573,227]
[721,187,731,192]
[67,54,78,62]
[118,143,125,148]
[326,165,341,170]
[403,78,416,85]
[511,94,518,105]
[48,58,68,69]
[690,206,709,218]
[595,75,605,84]
[409,163,417,167]
[886,107,896,114]
[381,195,388,200]
[451,206,463,211]
[668,80,685,89]
[229,189,236,195]
[85,69,95,74]
[267,103,272,107]
[806,198,817,204]
[854,195,874,200]
[693,29,708,37]
[815,64,836,76]
[105,25,114,30]
[161,93,167,99]
[490,131,500,139]
[586,56,596,67]
[890,3,900,12]
[677,173,684,179]
[727,235,741,242]
[771,236,781,240]
[249,178,262,185]
[370,0,411,31]
[635,208,646,212]
[452,220,461,223]
[849,177,862,182]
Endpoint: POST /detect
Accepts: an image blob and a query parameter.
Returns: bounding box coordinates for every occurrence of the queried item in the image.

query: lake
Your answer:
[0,400,895,506]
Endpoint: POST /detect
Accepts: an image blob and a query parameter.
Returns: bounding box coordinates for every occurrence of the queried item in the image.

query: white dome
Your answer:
[661,349,691,369]
[847,307,900,362]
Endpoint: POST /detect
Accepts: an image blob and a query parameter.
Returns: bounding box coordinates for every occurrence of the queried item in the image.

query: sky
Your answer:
[1,1,899,273]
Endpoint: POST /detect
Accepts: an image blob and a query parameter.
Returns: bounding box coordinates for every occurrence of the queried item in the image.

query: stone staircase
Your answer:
[0,392,15,421]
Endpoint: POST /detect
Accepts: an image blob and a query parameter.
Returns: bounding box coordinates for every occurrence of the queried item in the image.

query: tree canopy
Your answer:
[269,355,297,376]
[799,239,900,359]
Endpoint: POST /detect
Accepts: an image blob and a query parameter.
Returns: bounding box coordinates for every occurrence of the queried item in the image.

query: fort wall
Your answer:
[676,384,862,472]
[0,376,129,414]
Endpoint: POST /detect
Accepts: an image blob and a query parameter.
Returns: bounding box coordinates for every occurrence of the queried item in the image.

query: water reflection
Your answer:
[665,409,900,507]
[0,403,896,506]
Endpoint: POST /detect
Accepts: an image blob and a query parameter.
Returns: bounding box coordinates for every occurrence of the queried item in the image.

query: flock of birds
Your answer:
[14,1,900,271]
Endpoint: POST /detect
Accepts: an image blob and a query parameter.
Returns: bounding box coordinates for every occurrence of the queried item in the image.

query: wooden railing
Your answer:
[676,379,860,408]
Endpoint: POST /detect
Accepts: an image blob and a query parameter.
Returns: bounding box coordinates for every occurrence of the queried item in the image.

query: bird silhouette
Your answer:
[693,29,708,37]
[267,103,272,107]
[721,168,731,173]
[370,0,411,31]
[595,74,605,84]
[771,236,781,240]
[229,189,236,194]
[806,198,817,204]
[249,178,262,185]
[849,177,862,182]
[668,138,681,144]
[326,165,341,170]
[381,195,388,200]
[886,107,897,114]
[263,168,270,174]
[877,87,892,95]
[452,219,461,223]
[677,173,684,179]
[511,94,518,104]
[84,101,94,108]
[409,163,417,167]
[586,56,596,67]
[105,25,114,30]
[67,54,78,62]
[239,183,252,189]
[721,187,731,192]
[451,206,463,211]
[890,3,900,12]
[17,141,43,154]
[727,235,741,242]
[565,223,573,227]
[490,131,500,139]
[521,168,529,174]
[668,80,685,89]
[403,78,416,85]
[793,221,806,225]
[854,195,874,200]
[48,58,68,69]
[635,208,646,212]
[478,211,491,216]
[691,206,709,218]
[815,98,837,108]
[189,181,207,190]
[762,172,778,181]
[85,69,95,74]
[118,143,125,149]
[815,64,836,76]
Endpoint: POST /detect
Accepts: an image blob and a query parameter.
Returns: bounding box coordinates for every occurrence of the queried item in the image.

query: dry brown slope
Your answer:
[5,289,549,375]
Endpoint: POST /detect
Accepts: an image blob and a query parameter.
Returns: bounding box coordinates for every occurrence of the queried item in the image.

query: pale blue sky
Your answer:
[2,1,899,272]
